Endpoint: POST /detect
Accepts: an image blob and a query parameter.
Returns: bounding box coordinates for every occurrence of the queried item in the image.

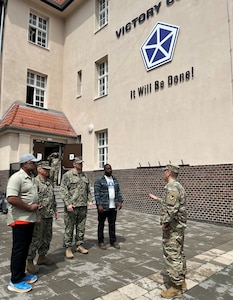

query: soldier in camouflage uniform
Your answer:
[27,161,58,274]
[149,164,187,299]
[48,152,62,186]
[60,157,93,259]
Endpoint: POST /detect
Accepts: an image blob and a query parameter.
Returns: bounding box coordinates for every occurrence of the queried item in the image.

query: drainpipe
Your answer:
[227,0,233,111]
[0,0,7,109]
[0,0,7,54]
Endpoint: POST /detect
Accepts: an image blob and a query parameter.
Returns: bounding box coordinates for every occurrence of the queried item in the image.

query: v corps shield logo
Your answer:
[140,22,179,71]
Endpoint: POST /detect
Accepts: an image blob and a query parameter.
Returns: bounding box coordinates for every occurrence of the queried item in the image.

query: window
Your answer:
[77,70,82,97]
[97,59,108,97]
[27,71,46,108]
[97,130,108,169]
[98,0,108,28]
[29,12,48,48]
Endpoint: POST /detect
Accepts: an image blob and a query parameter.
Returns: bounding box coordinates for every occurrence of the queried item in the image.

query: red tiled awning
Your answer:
[0,102,77,138]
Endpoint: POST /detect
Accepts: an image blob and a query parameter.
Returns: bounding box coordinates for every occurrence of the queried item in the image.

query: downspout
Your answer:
[0,1,5,54]
[0,0,7,54]
[0,0,7,110]
[227,0,233,111]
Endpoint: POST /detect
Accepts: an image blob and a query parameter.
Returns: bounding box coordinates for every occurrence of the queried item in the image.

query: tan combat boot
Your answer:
[65,248,74,259]
[37,255,54,265]
[181,280,187,292]
[76,245,88,254]
[26,260,39,274]
[161,284,182,298]
[168,279,187,293]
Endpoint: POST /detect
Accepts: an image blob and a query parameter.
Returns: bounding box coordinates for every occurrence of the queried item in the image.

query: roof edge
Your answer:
[0,101,78,138]
[0,125,77,138]
[40,0,74,11]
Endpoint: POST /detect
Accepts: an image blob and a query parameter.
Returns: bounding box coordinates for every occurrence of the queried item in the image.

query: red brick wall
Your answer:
[87,164,233,227]
[1,164,232,226]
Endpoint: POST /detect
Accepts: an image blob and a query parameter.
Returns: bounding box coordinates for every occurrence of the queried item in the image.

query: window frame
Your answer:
[28,12,48,48]
[98,0,108,29]
[97,130,108,169]
[97,58,108,97]
[26,71,47,108]
[77,70,82,98]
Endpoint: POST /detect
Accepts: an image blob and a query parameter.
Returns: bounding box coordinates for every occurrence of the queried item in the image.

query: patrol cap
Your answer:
[38,160,51,170]
[19,153,40,164]
[163,164,180,174]
[73,156,83,164]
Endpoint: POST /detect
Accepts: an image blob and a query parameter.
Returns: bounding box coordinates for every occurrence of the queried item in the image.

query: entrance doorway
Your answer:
[33,140,82,185]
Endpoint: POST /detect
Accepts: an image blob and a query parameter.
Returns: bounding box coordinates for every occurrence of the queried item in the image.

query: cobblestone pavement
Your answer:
[0,209,233,300]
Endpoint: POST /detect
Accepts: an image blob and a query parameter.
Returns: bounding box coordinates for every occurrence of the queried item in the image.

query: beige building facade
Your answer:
[0,0,233,210]
[64,0,233,171]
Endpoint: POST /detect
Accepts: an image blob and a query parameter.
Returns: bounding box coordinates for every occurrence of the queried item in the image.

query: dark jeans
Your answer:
[98,209,117,245]
[11,223,35,283]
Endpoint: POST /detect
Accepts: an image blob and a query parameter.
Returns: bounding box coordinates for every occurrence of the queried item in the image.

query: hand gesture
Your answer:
[149,193,158,201]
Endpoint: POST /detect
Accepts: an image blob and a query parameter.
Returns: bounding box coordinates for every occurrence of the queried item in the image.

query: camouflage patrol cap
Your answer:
[163,164,180,174]
[38,160,51,170]
[73,156,83,164]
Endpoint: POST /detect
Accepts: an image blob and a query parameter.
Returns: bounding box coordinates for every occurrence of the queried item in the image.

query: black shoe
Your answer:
[111,242,120,249]
[99,243,107,250]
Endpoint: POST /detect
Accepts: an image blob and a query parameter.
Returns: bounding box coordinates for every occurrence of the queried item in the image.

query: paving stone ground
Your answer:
[0,209,233,300]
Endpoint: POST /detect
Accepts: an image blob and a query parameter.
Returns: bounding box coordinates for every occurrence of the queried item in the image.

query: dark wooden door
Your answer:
[62,143,82,169]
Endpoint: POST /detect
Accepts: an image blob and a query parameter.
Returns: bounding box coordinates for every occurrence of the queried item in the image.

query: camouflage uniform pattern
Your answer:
[50,157,60,185]
[27,176,56,260]
[63,206,87,247]
[60,170,92,248]
[158,180,187,285]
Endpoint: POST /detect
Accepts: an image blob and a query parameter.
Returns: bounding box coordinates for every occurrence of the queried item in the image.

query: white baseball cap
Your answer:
[19,153,40,164]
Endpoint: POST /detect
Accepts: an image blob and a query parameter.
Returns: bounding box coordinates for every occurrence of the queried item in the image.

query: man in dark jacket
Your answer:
[94,164,123,250]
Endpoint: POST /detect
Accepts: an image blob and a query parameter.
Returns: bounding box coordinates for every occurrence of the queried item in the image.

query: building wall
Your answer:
[63,0,233,171]
[0,0,233,226]
[0,0,64,116]
[87,163,233,227]
[1,162,231,226]
[1,0,233,171]
[0,0,69,170]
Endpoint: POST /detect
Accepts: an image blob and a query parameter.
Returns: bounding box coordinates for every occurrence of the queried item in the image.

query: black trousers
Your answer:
[11,223,35,283]
[98,209,117,245]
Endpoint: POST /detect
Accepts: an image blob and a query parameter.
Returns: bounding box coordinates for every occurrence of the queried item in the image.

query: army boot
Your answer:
[181,280,187,292]
[26,260,39,274]
[168,279,187,293]
[65,248,74,259]
[37,255,54,265]
[161,284,182,298]
[76,245,88,254]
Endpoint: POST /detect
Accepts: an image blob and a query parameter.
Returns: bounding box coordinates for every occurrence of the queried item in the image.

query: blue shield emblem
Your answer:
[140,22,179,71]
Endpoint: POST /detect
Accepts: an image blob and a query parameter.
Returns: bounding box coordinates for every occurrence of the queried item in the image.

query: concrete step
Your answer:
[54,186,62,213]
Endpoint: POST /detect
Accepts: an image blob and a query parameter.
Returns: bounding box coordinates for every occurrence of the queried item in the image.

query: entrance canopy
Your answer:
[0,101,77,138]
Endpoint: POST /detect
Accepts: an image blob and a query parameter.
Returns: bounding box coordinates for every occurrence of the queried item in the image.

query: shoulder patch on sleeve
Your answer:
[166,190,179,205]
